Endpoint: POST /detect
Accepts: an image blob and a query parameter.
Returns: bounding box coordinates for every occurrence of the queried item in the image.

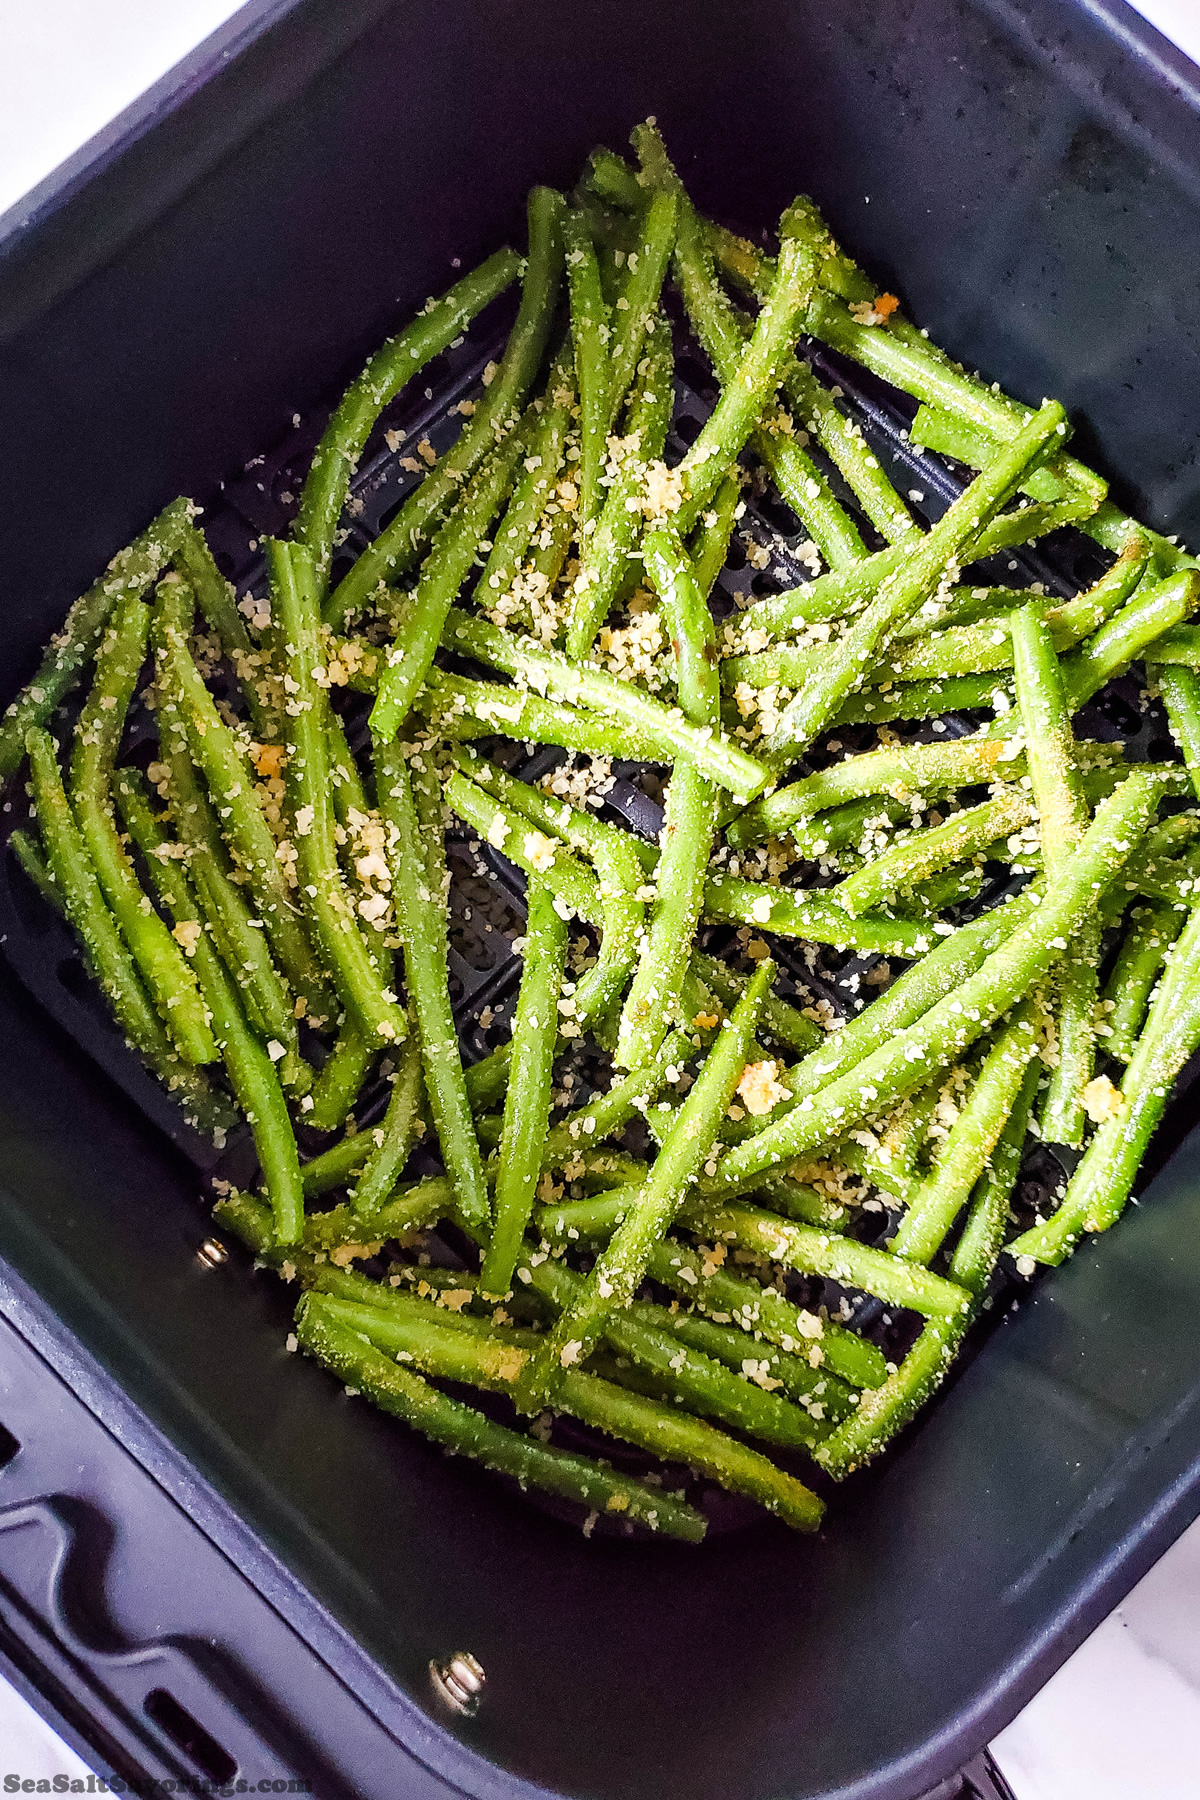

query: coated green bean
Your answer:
[443,606,770,797]
[325,187,564,627]
[270,540,406,1044]
[295,1301,706,1540]
[297,248,520,588]
[516,961,772,1410]
[479,881,568,1297]
[348,1037,425,1219]
[763,403,1068,755]
[374,738,491,1235]
[712,777,1157,1193]
[889,1003,1039,1264]
[1010,898,1200,1264]
[0,499,188,783]
[369,427,530,742]
[115,770,304,1244]
[69,595,216,1064]
[26,728,233,1133]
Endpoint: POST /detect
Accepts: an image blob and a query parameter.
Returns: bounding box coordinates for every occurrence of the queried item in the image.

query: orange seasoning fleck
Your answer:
[252,743,286,779]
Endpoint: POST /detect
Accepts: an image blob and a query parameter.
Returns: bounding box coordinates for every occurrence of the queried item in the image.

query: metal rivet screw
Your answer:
[197,1237,228,1268]
[430,1652,485,1716]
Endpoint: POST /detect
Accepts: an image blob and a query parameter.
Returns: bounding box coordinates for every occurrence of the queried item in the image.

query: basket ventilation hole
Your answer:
[144,1688,237,1782]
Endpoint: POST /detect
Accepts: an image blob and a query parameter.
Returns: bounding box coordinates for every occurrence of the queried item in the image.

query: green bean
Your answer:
[877,1080,944,1179]
[890,1003,1039,1264]
[305,1288,822,1530]
[621,1302,853,1421]
[763,403,1069,755]
[695,1201,971,1319]
[617,761,715,1068]
[296,248,520,590]
[835,672,1016,728]
[68,596,217,1064]
[412,667,659,762]
[807,288,1107,517]
[784,358,918,544]
[298,1171,453,1256]
[562,312,674,657]
[671,229,816,539]
[707,203,1102,538]
[347,1037,425,1219]
[374,738,491,1236]
[26,729,234,1133]
[1157,666,1200,803]
[784,795,907,861]
[642,1238,887,1390]
[1145,625,1200,666]
[1009,630,1085,778]
[450,749,645,1032]
[447,770,602,924]
[581,145,644,212]
[171,521,280,741]
[1010,897,1200,1265]
[270,541,406,1045]
[148,582,309,1080]
[10,828,59,910]
[712,246,921,543]
[690,950,822,1057]
[1060,570,1200,708]
[305,1025,376,1132]
[712,777,1157,1193]
[294,1301,706,1540]
[720,893,1037,1159]
[834,789,1032,918]
[730,495,1098,649]
[516,961,772,1411]
[615,520,719,1066]
[1012,603,1096,1146]
[732,531,1150,696]
[476,357,574,618]
[813,1314,965,1479]
[643,522,720,720]
[479,882,567,1298]
[369,431,530,744]
[526,491,575,599]
[605,188,679,430]
[1103,901,1181,1062]
[443,606,770,797]
[514,1252,827,1448]
[300,1127,372,1198]
[632,128,866,571]
[544,1155,841,1234]
[114,770,304,1244]
[157,626,333,1015]
[322,713,395,991]
[688,471,743,598]
[728,734,1016,852]
[325,188,564,627]
[701,870,934,957]
[949,1055,1039,1294]
[0,498,189,784]
[563,208,610,524]
[822,1137,924,1209]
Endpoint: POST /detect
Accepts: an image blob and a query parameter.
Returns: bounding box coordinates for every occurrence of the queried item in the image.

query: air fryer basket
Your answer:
[2,3,1200,1798]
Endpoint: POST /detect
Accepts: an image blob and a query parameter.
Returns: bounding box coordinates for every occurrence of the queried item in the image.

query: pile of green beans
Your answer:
[9,124,1200,1543]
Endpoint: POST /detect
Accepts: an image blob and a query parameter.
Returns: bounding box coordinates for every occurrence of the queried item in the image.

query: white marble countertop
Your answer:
[1,3,1199,1795]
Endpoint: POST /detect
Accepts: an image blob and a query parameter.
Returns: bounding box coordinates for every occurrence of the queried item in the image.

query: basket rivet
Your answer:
[430,1652,485,1716]
[197,1237,229,1268]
